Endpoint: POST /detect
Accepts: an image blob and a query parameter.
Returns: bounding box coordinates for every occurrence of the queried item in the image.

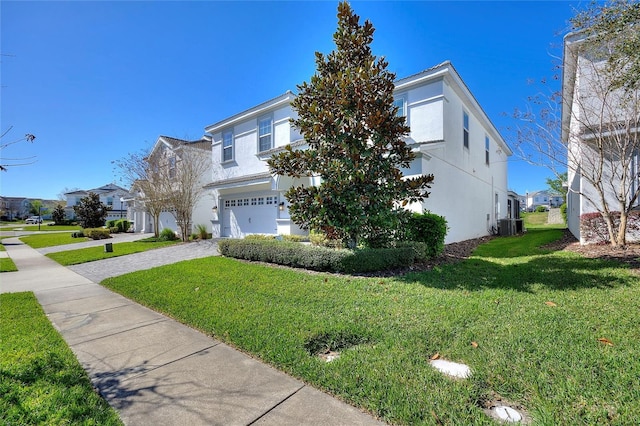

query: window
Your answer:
[168,156,176,178]
[251,198,257,205]
[243,198,249,206]
[257,197,265,205]
[266,196,275,205]
[463,111,470,149]
[393,95,407,120]
[485,136,490,165]
[106,197,114,208]
[222,130,233,162]
[258,117,272,152]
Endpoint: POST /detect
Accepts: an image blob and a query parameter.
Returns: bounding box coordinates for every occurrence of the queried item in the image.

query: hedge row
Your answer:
[218,239,429,273]
[106,219,130,233]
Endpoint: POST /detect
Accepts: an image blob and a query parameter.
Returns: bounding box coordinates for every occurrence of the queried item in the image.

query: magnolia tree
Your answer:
[268,1,434,248]
[73,192,109,228]
[508,0,640,246]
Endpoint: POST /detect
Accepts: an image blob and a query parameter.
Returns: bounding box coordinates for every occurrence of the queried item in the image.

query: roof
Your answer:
[64,183,130,196]
[204,91,296,133]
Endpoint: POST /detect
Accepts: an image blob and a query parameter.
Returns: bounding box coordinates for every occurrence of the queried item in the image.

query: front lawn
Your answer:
[0,292,122,425]
[103,230,640,424]
[2,224,81,232]
[19,232,89,249]
[47,239,181,266]
[0,257,18,272]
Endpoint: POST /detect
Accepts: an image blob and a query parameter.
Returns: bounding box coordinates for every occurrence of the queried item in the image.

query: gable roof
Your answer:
[64,183,130,196]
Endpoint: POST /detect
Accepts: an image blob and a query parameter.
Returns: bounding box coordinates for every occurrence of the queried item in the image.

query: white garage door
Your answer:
[222,193,278,237]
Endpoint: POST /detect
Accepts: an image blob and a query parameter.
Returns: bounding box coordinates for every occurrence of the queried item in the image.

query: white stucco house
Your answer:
[204,61,512,244]
[65,184,131,222]
[128,135,214,236]
[562,32,640,244]
[524,190,565,211]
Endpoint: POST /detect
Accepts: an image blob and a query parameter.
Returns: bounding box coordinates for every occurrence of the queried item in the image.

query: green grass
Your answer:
[19,232,89,249]
[47,239,181,265]
[2,224,81,232]
[0,257,18,272]
[102,230,640,425]
[0,292,122,425]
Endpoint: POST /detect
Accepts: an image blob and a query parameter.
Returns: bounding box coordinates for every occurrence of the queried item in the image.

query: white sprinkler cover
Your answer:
[493,406,522,423]
[429,359,471,379]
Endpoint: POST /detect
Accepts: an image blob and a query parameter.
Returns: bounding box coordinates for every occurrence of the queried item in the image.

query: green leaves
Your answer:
[269,1,433,248]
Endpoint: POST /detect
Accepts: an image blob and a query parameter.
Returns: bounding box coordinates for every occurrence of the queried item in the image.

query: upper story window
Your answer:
[393,95,407,121]
[168,156,176,178]
[106,197,113,208]
[463,111,470,149]
[222,130,233,162]
[258,116,273,152]
[485,136,490,165]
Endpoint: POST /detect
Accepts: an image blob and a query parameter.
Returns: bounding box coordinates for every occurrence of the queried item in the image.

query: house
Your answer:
[524,190,564,211]
[128,135,213,236]
[562,32,640,244]
[204,61,512,244]
[65,184,131,223]
[0,196,30,220]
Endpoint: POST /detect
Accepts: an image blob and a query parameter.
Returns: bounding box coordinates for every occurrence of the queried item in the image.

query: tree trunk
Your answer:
[616,211,628,247]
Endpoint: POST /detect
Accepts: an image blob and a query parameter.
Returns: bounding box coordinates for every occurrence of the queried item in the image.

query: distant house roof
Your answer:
[64,183,131,196]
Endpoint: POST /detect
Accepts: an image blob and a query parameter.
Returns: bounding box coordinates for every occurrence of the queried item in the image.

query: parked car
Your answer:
[25,216,43,224]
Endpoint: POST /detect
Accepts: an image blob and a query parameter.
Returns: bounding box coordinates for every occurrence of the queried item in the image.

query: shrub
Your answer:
[218,239,429,273]
[71,230,85,238]
[158,228,178,241]
[309,230,343,248]
[403,212,448,258]
[245,234,277,241]
[83,228,111,240]
[109,226,119,234]
[560,203,568,224]
[193,224,209,240]
[535,205,548,213]
[579,210,640,244]
[282,234,309,243]
[115,219,130,233]
[106,219,118,228]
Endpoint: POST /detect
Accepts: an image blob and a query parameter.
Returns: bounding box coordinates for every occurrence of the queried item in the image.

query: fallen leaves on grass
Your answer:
[430,353,440,360]
[471,341,479,348]
[598,337,614,346]
[545,301,557,307]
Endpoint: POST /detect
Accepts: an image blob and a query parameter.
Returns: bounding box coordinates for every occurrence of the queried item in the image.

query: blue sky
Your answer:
[2,1,580,201]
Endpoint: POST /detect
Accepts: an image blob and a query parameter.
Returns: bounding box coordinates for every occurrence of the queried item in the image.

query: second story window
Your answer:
[259,117,273,152]
[393,95,407,121]
[485,136,490,165]
[222,130,233,162]
[168,156,176,179]
[463,111,470,149]
[106,197,114,208]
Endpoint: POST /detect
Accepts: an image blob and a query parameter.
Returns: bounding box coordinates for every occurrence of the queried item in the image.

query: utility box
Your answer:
[104,243,113,253]
[499,219,514,236]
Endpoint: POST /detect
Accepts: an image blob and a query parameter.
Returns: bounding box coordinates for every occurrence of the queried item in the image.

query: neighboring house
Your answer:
[65,184,131,222]
[562,32,640,244]
[128,135,213,236]
[0,196,30,220]
[204,61,513,244]
[524,190,564,211]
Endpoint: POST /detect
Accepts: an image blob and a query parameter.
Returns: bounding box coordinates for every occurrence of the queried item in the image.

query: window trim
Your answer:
[485,135,490,165]
[463,111,470,150]
[222,130,234,163]
[258,115,273,153]
[393,93,408,122]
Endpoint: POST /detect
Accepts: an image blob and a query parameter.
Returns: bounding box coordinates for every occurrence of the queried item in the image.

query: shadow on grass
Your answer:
[402,254,632,293]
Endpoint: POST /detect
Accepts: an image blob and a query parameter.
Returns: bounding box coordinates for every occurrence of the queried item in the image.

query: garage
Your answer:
[221,192,279,237]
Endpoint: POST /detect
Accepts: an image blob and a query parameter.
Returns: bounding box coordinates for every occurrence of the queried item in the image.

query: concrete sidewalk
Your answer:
[1,238,384,425]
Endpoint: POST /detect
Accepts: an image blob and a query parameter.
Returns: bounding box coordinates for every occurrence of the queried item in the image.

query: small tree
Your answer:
[508,0,640,246]
[546,172,568,198]
[165,146,210,242]
[28,199,48,218]
[268,1,434,248]
[73,192,109,228]
[114,150,171,238]
[52,204,66,225]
